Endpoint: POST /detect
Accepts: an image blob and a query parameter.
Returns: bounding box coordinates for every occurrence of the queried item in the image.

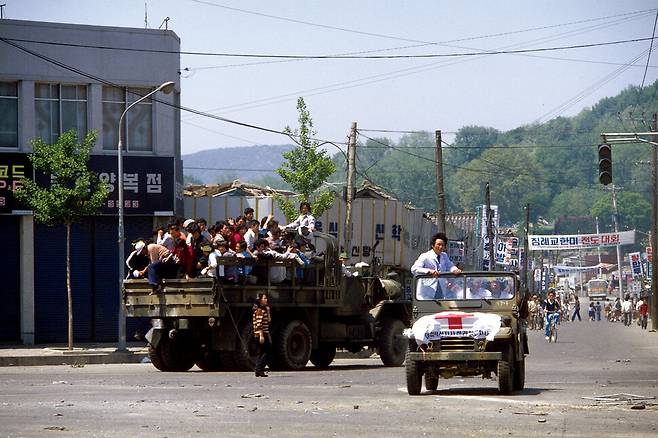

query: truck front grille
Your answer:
[439,337,476,351]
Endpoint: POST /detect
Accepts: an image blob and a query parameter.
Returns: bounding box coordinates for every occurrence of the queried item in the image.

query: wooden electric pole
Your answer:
[523,203,530,290]
[435,130,446,233]
[649,113,658,330]
[485,183,495,271]
[344,121,357,257]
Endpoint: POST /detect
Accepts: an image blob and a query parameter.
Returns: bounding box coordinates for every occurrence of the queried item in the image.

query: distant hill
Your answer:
[182,144,294,184]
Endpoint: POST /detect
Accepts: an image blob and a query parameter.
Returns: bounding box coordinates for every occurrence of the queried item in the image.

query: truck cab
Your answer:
[405,272,528,395]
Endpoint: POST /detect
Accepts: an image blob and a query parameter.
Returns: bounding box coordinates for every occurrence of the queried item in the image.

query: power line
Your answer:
[638,9,658,103]
[182,9,656,71]
[4,35,654,59]
[0,37,349,149]
[180,13,654,121]
[188,0,655,48]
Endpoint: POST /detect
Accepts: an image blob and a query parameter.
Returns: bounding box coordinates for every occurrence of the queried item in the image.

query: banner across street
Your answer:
[529,230,635,251]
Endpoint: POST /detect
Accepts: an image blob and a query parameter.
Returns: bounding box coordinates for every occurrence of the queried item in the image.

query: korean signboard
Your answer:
[0,153,32,214]
[629,252,643,278]
[528,230,635,251]
[36,155,175,215]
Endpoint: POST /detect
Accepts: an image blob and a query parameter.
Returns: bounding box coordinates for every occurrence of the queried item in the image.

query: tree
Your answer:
[14,130,109,350]
[276,97,336,221]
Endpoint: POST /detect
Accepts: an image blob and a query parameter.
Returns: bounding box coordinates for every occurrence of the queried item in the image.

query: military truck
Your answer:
[123,232,410,372]
[404,272,528,395]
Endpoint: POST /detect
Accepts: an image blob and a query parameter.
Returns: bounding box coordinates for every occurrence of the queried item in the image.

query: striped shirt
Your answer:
[252,304,271,335]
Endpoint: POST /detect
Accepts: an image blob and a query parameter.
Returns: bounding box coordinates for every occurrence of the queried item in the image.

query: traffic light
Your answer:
[598,143,612,185]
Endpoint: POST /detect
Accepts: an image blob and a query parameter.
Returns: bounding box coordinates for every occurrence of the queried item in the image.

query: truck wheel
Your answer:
[148,344,169,371]
[310,345,336,368]
[497,347,514,395]
[233,320,260,371]
[160,333,198,372]
[425,372,439,391]
[378,319,408,367]
[196,351,222,372]
[405,352,422,395]
[275,320,312,370]
[513,356,525,391]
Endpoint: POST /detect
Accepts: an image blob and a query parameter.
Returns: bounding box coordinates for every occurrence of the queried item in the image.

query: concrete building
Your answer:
[0,19,182,344]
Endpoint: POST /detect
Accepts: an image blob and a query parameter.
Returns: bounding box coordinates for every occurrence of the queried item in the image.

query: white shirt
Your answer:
[285,213,316,232]
[622,300,632,312]
[244,228,257,249]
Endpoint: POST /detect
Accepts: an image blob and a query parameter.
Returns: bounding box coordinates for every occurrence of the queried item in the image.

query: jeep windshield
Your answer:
[415,274,515,301]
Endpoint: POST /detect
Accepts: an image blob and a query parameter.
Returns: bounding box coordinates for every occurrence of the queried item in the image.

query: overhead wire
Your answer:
[0,37,349,150]
[180,11,653,121]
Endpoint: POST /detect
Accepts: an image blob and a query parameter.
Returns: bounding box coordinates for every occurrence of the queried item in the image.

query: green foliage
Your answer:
[326,79,658,234]
[277,97,336,220]
[15,130,109,225]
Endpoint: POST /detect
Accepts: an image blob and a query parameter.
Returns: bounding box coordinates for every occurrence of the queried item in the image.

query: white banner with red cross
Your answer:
[405,311,502,346]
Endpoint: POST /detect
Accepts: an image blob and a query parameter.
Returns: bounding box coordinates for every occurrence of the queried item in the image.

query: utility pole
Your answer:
[649,113,658,330]
[596,216,602,278]
[485,183,495,271]
[523,204,530,290]
[435,130,446,233]
[344,122,357,257]
[611,184,624,300]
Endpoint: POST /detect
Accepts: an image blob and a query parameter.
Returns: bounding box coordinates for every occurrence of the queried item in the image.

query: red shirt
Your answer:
[639,302,649,316]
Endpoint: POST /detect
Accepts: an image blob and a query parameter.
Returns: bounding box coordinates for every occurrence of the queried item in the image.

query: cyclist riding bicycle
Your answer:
[543,288,561,341]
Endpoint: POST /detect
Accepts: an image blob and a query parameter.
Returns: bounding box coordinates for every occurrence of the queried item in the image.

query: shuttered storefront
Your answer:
[0,216,21,343]
[34,216,153,343]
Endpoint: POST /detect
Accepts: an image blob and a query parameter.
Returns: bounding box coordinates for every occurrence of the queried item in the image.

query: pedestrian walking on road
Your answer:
[588,302,596,321]
[252,292,272,377]
[638,296,649,330]
[572,296,582,321]
[595,301,602,321]
[622,296,633,326]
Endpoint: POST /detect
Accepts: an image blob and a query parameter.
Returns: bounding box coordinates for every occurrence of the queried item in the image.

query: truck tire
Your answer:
[425,372,438,391]
[275,320,312,370]
[160,333,198,372]
[378,319,408,367]
[233,320,260,371]
[310,345,336,368]
[196,351,222,372]
[497,346,514,395]
[513,356,525,391]
[148,344,169,371]
[405,352,422,395]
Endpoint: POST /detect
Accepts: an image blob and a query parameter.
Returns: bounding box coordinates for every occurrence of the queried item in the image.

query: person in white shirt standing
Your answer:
[284,202,315,234]
[622,296,633,326]
[411,232,462,299]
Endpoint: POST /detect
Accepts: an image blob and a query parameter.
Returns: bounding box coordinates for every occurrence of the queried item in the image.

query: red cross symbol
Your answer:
[435,312,474,329]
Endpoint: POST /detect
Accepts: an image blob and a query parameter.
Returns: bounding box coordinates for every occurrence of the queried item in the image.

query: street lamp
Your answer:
[117,81,175,351]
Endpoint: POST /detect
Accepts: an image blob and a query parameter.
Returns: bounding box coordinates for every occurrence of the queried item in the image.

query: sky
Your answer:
[3,0,658,156]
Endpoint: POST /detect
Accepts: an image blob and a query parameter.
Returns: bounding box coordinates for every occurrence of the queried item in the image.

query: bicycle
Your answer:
[546,312,559,343]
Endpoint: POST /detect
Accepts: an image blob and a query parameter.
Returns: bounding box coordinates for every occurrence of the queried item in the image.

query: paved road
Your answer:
[1,318,657,437]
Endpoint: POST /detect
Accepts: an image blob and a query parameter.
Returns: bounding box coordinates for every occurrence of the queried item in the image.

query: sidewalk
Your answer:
[0,342,149,367]
[0,342,374,367]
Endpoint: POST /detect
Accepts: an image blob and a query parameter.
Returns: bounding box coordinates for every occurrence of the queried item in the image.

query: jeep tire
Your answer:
[405,352,422,395]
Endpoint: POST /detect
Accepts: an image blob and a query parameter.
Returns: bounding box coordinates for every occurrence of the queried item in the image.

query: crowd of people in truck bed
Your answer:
[125,202,322,293]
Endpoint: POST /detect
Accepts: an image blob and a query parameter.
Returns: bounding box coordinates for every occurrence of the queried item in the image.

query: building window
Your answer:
[0,82,18,148]
[35,83,87,144]
[103,87,153,152]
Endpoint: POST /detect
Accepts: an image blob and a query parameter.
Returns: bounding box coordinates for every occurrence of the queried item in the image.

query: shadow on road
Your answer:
[429,386,561,396]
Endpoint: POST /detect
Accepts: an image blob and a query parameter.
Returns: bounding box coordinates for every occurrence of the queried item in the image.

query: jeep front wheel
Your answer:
[405,353,422,395]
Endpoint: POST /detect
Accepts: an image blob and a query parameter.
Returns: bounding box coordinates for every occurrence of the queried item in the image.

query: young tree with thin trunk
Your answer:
[15,130,109,350]
[276,97,336,220]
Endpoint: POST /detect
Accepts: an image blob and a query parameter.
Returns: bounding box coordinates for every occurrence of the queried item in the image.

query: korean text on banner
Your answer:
[528,230,635,250]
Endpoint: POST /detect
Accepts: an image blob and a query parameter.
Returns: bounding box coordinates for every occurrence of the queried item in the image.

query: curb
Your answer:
[0,350,148,367]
